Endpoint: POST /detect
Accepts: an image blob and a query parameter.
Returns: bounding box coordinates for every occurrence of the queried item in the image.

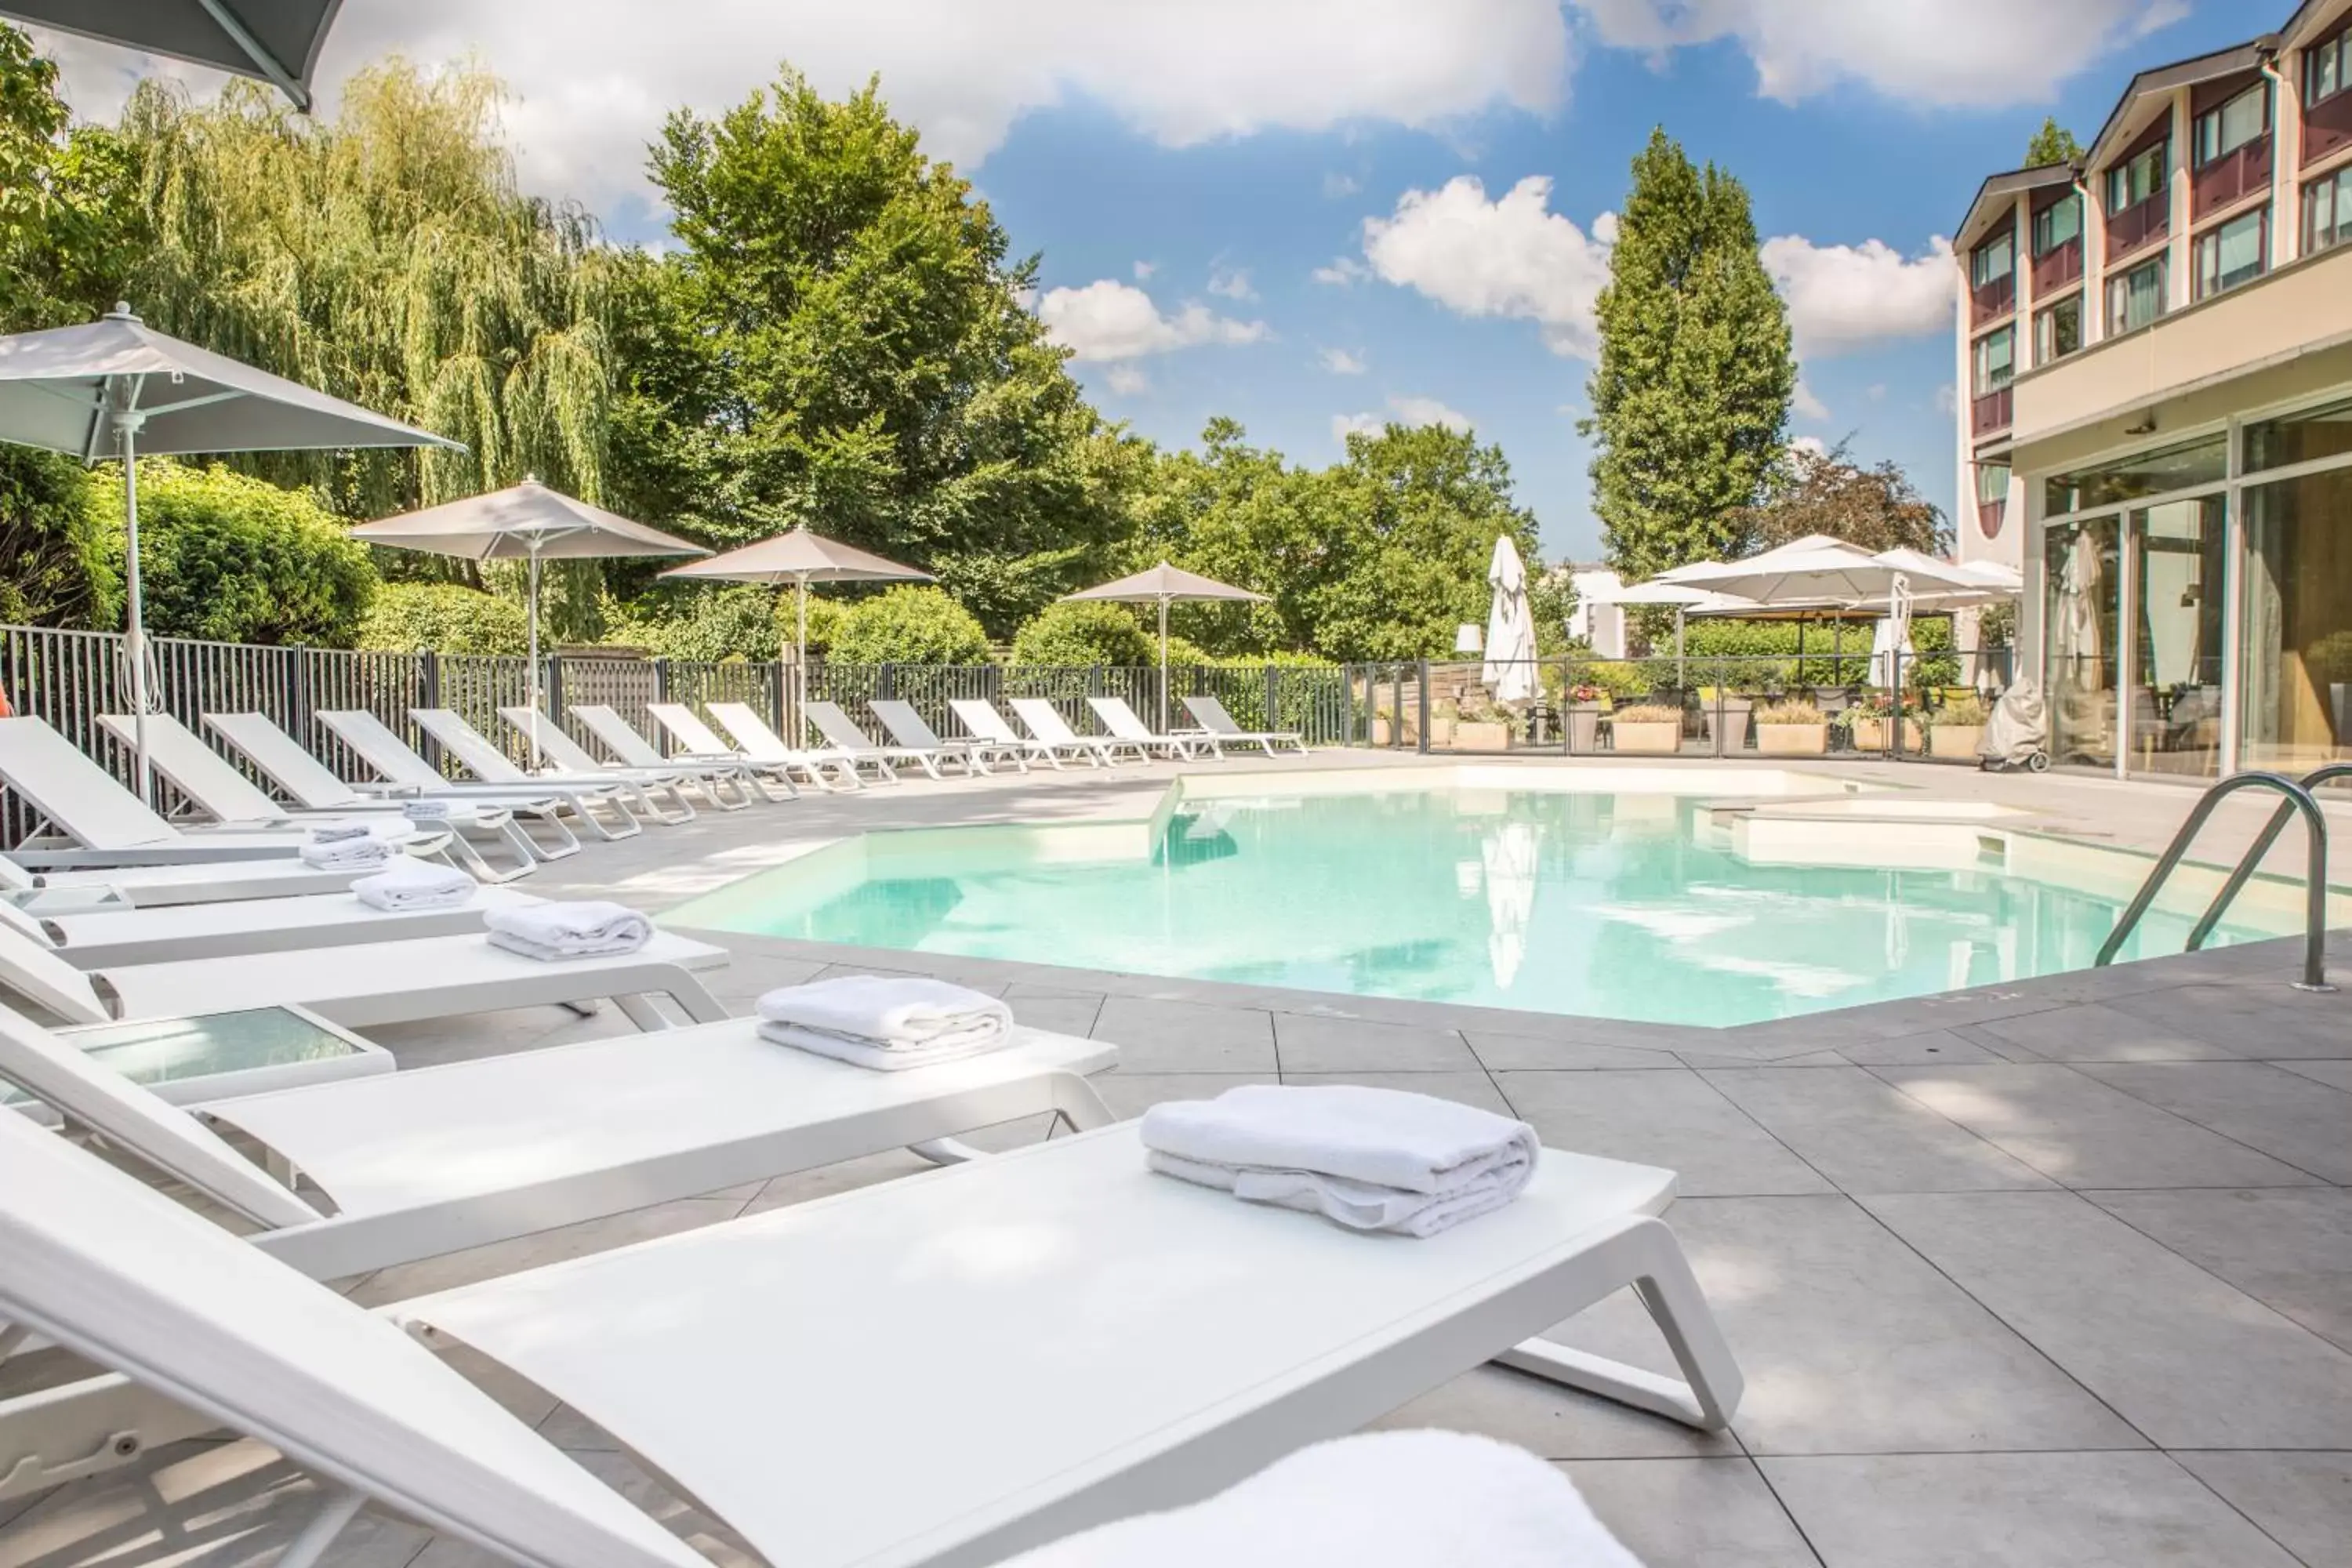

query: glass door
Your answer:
[2240,463,2352,770]
[2044,514,2122,768]
[2129,496,2227,777]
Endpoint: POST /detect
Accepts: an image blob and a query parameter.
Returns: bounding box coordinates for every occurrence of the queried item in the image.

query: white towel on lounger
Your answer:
[307,821,375,843]
[755,975,1011,1051]
[403,798,452,821]
[299,834,397,870]
[482,900,650,959]
[756,1021,1003,1071]
[350,858,478,913]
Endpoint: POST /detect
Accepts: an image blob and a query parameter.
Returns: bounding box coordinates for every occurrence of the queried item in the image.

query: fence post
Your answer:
[652,656,670,702]
[546,655,565,722]
[879,662,895,702]
[1416,659,1431,756]
[1265,664,1279,737]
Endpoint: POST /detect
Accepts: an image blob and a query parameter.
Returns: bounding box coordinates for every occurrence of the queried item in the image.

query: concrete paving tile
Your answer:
[2172,1451,2352,1568]
[1869,1063,2321,1189]
[1830,1029,2008,1066]
[1701,1067,2054,1193]
[2085,1187,2352,1353]
[1090,995,1277,1072]
[1271,1012,1479,1072]
[1559,1457,1820,1566]
[1368,1363,1743,1458]
[1461,1031,1689,1070]
[2278,1058,2352,1092]
[1005,991,1104,1036]
[1760,1451,2303,1567]
[2104,983,2352,1058]
[1861,1190,2352,1449]
[2072,1061,2352,1183]
[1281,1070,1514,1115]
[1494,1071,1835,1196]
[1971,1001,2238,1062]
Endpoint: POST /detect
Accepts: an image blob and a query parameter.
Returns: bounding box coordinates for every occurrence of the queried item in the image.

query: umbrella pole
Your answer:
[1675,609,1686,688]
[119,415,152,805]
[526,547,543,767]
[1159,595,1170,733]
[797,577,809,746]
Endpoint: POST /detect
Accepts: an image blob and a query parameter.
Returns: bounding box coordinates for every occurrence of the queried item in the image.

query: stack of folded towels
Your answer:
[299,822,401,869]
[483,900,652,960]
[755,975,1014,1070]
[1141,1084,1540,1239]
[350,858,478,913]
[404,799,456,822]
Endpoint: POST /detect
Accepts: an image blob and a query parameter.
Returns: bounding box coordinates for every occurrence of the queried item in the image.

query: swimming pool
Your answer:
[670,782,2298,1028]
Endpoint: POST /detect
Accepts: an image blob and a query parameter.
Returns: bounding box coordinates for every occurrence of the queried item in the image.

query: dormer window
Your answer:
[2106,138,2168,213]
[2032,194,2081,256]
[2308,27,2348,106]
[1970,229,2014,289]
[2191,83,2268,166]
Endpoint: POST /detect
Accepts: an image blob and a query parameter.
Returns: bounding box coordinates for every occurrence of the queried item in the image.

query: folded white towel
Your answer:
[997,1431,1643,1568]
[403,798,452,821]
[350,858,478,913]
[1140,1085,1539,1238]
[755,975,1011,1049]
[307,821,375,844]
[299,837,397,870]
[482,899,651,956]
[757,1020,1004,1071]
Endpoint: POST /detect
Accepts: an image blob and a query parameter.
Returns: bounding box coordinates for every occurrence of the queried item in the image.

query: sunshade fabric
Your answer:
[0,1,346,109]
[661,528,932,585]
[1482,536,1537,702]
[1064,562,1264,603]
[348,481,706,561]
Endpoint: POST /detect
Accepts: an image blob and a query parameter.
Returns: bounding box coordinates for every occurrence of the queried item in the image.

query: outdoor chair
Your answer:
[949,699,1086,768]
[1087,695,1221,760]
[645,702,853,792]
[0,848,375,909]
[1010,698,1149,766]
[870,699,1032,775]
[410,707,687,826]
[708,700,898,785]
[569,703,795,802]
[499,706,757,811]
[1180,694,1308,755]
[802,700,957,779]
[317,710,646,843]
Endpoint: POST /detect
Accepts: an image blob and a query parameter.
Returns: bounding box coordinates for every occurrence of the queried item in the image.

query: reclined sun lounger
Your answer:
[0,1106,1740,1561]
[95,712,535,883]
[1183,694,1308,755]
[318,709,642,842]
[1088,695,1220,760]
[646,701,851,791]
[0,874,543,967]
[710,699,895,785]
[571,703,793,802]
[0,717,452,871]
[804,699,960,779]
[1011,697,1149,766]
[499,706,755,811]
[413,707,691,825]
[950,698,1079,768]
[872,699,1031,775]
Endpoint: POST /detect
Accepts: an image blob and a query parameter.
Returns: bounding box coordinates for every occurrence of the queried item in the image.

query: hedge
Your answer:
[828,586,992,666]
[358,582,528,655]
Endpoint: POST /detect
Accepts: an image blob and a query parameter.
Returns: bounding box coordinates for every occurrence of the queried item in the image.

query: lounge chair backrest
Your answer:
[0,855,31,891]
[0,1107,711,1568]
[869,699,945,750]
[0,920,112,1025]
[571,706,667,768]
[802,701,877,752]
[644,702,737,758]
[1009,698,1083,745]
[0,1002,320,1227]
[1182,695,1246,735]
[412,710,529,784]
[206,713,366,811]
[315,710,447,789]
[0,717,180,850]
[95,712,289,824]
[705,702,794,763]
[1086,696,1154,742]
[949,699,1019,743]
[499,708,604,774]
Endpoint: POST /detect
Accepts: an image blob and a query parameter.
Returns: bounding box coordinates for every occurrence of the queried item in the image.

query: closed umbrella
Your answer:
[1483,536,1538,703]
[663,528,933,739]
[0,303,459,800]
[0,1,347,109]
[350,479,707,762]
[1064,561,1265,731]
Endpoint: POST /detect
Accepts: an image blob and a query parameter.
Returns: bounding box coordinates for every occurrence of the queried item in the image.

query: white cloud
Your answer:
[1133,260,1157,280]
[1333,394,1474,443]
[1312,256,1372,288]
[1360,174,1614,358]
[1867,383,1888,402]
[1319,347,1369,375]
[1791,434,1831,459]
[31,0,1571,209]
[1036,280,1269,361]
[1933,383,1959,415]
[1207,265,1257,302]
[1793,381,1830,422]
[1323,171,1362,198]
[1762,234,1955,356]
[1104,365,1152,395]
[1570,0,2187,108]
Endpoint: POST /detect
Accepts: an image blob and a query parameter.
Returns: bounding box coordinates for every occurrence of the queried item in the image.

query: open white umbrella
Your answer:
[1666,534,1978,604]
[1584,579,1760,685]
[662,528,933,738]
[0,303,459,800]
[1480,819,1543,988]
[0,0,347,109]
[1483,536,1538,703]
[1064,561,1265,731]
[350,478,707,761]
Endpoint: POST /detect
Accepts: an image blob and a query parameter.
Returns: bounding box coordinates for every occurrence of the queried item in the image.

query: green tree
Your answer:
[2025,117,2082,167]
[1729,440,1951,557]
[1,24,141,333]
[1011,601,1154,666]
[826,585,990,664]
[358,582,528,655]
[1584,128,1796,579]
[0,452,118,627]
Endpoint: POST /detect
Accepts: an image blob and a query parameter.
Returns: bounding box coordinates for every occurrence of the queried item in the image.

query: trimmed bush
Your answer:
[359,582,528,655]
[828,586,991,666]
[1011,601,1154,667]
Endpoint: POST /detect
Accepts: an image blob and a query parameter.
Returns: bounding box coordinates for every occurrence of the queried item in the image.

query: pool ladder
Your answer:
[2096,764,2350,992]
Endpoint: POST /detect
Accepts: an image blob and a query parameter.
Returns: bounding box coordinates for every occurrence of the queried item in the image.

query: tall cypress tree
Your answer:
[1583,128,1795,578]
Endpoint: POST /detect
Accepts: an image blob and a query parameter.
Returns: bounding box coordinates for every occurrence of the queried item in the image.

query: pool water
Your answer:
[681,790,2276,1028]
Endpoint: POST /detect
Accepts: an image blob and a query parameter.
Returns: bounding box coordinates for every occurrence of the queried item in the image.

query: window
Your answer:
[2306,165,2352,256]
[1970,229,2014,289]
[2106,139,2167,213]
[1971,325,2014,394]
[2245,394,2352,473]
[2193,209,2267,299]
[2034,292,2082,363]
[2191,83,2267,165]
[2044,432,2227,517]
[1975,463,2010,506]
[2106,254,2167,334]
[2032,193,2082,255]
[2307,27,2348,106]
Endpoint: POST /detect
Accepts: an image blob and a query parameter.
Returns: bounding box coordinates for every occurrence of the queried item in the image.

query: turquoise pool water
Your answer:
[677,790,2277,1027]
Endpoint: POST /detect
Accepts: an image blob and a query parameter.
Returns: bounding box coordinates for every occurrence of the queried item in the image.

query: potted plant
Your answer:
[1563,683,1609,753]
[1609,702,1684,755]
[1842,692,1923,753]
[2308,630,2352,743]
[1698,685,1755,754]
[1455,698,1518,751]
[1929,693,1990,760]
[1752,699,1828,757]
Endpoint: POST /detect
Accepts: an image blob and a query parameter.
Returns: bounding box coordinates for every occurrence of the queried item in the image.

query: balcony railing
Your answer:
[2192,137,2273,222]
[1969,272,2016,326]
[2307,87,2352,168]
[1971,385,2013,436]
[2031,238,2083,295]
[2106,192,2170,261]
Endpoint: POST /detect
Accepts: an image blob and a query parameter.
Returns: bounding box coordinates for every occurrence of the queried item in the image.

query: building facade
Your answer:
[1953,0,2352,780]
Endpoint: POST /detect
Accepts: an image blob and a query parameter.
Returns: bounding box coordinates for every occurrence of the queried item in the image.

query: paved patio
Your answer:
[5,751,2351,1566]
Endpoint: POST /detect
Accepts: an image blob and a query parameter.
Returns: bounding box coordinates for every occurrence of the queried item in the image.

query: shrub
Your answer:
[1933,694,1991,727]
[829,586,991,665]
[1755,700,1824,725]
[1011,601,1154,666]
[358,582,528,655]
[1613,704,1685,724]
[600,585,804,663]
[1568,660,1654,699]
[97,462,377,645]
[0,448,118,629]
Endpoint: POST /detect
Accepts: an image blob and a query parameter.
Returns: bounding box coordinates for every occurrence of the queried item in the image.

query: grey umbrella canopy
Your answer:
[1064,561,1265,730]
[351,479,708,760]
[662,529,932,739]
[1,1,347,110]
[0,303,458,800]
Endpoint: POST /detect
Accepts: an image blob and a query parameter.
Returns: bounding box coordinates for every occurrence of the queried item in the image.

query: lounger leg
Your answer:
[909,1138,986,1164]
[446,825,534,884]
[644,779,696,825]
[1490,1216,1744,1432]
[519,808,583,861]
[277,1486,367,1568]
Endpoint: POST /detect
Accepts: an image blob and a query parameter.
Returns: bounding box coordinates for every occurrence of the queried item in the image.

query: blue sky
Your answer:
[38,1,2275,561]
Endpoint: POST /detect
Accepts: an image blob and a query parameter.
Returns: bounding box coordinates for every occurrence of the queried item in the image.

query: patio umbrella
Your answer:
[1584,579,1759,686]
[1063,561,1265,731]
[1483,536,1538,704]
[0,303,459,800]
[1665,534,1978,605]
[1480,818,1542,988]
[350,478,707,762]
[0,1,347,110]
[663,528,933,736]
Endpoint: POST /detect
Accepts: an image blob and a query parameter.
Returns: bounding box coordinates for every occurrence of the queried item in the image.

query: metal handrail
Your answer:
[2183,764,2352,955]
[2095,771,2335,991]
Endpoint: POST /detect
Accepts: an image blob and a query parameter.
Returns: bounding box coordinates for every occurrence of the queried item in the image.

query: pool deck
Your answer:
[8,750,2352,1567]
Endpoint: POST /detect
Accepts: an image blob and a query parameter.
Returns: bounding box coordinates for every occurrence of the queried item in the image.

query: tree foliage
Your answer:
[1011,601,1155,666]
[0,451,118,627]
[0,24,140,333]
[1729,441,1951,557]
[359,582,528,655]
[2024,118,2083,168]
[1584,128,1796,579]
[826,585,990,665]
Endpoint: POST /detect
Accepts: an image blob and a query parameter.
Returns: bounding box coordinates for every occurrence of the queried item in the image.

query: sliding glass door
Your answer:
[2240,463,2352,771]
[2130,496,2227,777]
[2045,516,2121,768]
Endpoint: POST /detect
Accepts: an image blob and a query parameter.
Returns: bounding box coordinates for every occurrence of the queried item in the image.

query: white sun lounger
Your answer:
[0,874,542,968]
[804,700,962,779]
[318,709,643,843]
[1088,695,1220,760]
[0,1109,1740,1562]
[1183,694,1308,754]
[949,698,1079,769]
[409,707,674,829]
[646,701,851,791]
[872,699,1032,775]
[569,703,791,802]
[0,848,378,909]
[94,712,535,884]
[1011,697,1148,766]
[0,717,452,872]
[710,700,896,785]
[500,706,756,811]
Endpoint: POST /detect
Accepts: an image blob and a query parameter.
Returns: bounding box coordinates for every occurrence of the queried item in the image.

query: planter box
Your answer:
[1566,704,1604,753]
[1455,720,1511,750]
[1849,717,1924,753]
[1755,722,1828,757]
[1929,724,1984,760]
[1610,721,1682,755]
[1371,717,1394,746]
